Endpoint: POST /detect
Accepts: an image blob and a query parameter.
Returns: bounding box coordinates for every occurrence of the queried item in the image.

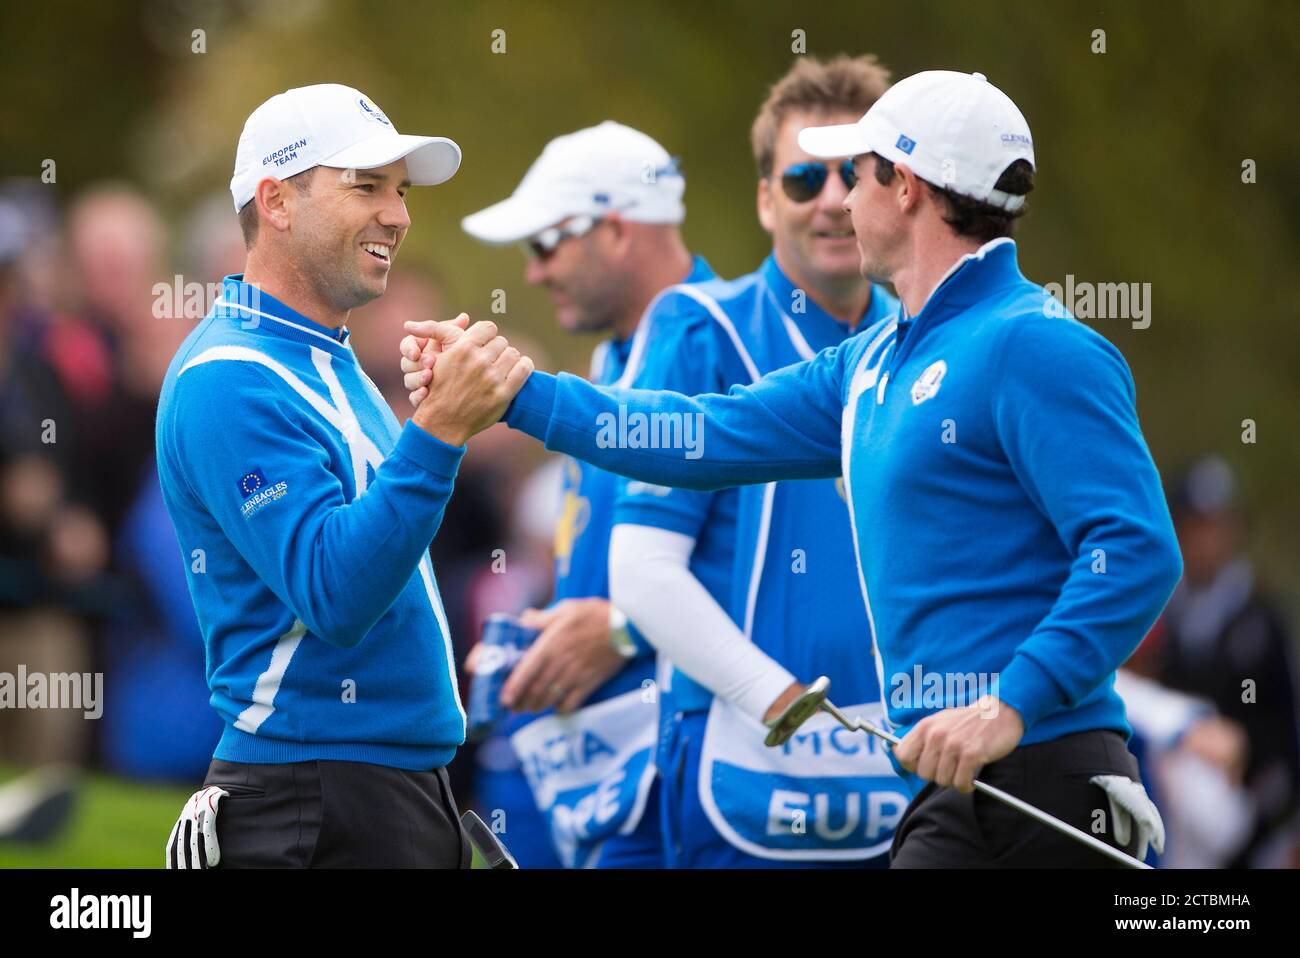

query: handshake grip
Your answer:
[400,314,534,447]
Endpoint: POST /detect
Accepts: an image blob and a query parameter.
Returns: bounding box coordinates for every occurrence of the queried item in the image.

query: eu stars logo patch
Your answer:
[238,467,289,519]
[238,469,267,497]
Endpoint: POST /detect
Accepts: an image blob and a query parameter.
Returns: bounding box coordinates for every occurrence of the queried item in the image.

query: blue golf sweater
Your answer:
[504,239,1182,747]
[156,276,466,770]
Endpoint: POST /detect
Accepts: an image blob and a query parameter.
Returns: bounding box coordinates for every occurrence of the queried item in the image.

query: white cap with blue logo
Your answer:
[229,83,461,212]
[798,70,1035,211]
[461,121,685,244]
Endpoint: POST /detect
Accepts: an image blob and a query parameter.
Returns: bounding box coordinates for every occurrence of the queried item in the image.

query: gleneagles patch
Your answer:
[911,360,947,405]
[238,467,288,519]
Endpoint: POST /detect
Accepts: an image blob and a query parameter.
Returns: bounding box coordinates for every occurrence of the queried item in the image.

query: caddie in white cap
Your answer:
[461,120,698,333]
[462,120,686,241]
[481,68,1181,870]
[401,120,714,869]
[158,84,533,869]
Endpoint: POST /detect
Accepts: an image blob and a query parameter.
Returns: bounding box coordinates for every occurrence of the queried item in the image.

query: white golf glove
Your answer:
[165,786,228,869]
[1090,774,1165,860]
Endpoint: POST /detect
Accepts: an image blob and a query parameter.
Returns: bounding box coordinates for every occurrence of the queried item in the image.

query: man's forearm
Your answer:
[504,371,840,491]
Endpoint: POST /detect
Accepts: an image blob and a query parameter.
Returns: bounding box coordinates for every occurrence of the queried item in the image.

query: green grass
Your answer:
[0,766,191,869]
[0,766,490,868]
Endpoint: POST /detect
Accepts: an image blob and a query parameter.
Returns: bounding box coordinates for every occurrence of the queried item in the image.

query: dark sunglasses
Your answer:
[779,161,857,203]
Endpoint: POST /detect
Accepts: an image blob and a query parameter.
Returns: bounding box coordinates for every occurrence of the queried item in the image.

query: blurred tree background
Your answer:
[1,0,1296,594]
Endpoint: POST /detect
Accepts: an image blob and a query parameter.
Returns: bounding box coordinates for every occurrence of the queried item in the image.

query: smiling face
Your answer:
[758,110,863,291]
[284,158,412,312]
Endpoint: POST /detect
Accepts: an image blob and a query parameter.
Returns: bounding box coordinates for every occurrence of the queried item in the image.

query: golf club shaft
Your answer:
[818,700,1152,870]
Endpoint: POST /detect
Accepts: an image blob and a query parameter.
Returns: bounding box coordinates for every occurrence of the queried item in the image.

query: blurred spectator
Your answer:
[0,193,101,774]
[1132,455,1300,866]
[180,192,246,283]
[0,179,63,318]
[1116,668,1251,867]
[57,184,170,537]
[2,181,230,785]
[96,196,226,782]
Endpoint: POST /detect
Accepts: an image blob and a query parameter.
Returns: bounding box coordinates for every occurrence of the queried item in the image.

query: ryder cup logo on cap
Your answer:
[230,83,462,212]
[462,120,686,244]
[356,96,391,126]
[798,70,1035,212]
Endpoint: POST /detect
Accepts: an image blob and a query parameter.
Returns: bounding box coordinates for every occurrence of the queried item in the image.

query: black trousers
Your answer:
[201,758,470,868]
[890,729,1143,868]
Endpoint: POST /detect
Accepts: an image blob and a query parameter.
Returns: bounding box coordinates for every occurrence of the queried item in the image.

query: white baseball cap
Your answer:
[230,83,461,212]
[462,121,685,244]
[798,70,1034,211]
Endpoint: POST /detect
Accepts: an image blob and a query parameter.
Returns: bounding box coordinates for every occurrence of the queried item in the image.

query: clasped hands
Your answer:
[399,315,534,447]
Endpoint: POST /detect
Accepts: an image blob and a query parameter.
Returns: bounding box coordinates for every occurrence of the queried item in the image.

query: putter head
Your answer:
[764,676,831,748]
[460,809,518,869]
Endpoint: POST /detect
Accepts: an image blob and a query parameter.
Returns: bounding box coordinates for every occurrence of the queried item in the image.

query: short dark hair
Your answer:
[238,168,316,249]
[871,154,1035,243]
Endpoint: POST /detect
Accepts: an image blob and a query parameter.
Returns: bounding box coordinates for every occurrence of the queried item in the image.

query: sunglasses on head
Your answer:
[779,161,857,203]
[521,215,601,259]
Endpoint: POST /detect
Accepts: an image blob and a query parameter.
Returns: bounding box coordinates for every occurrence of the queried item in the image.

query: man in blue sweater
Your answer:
[159,84,532,868]
[404,70,1181,867]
